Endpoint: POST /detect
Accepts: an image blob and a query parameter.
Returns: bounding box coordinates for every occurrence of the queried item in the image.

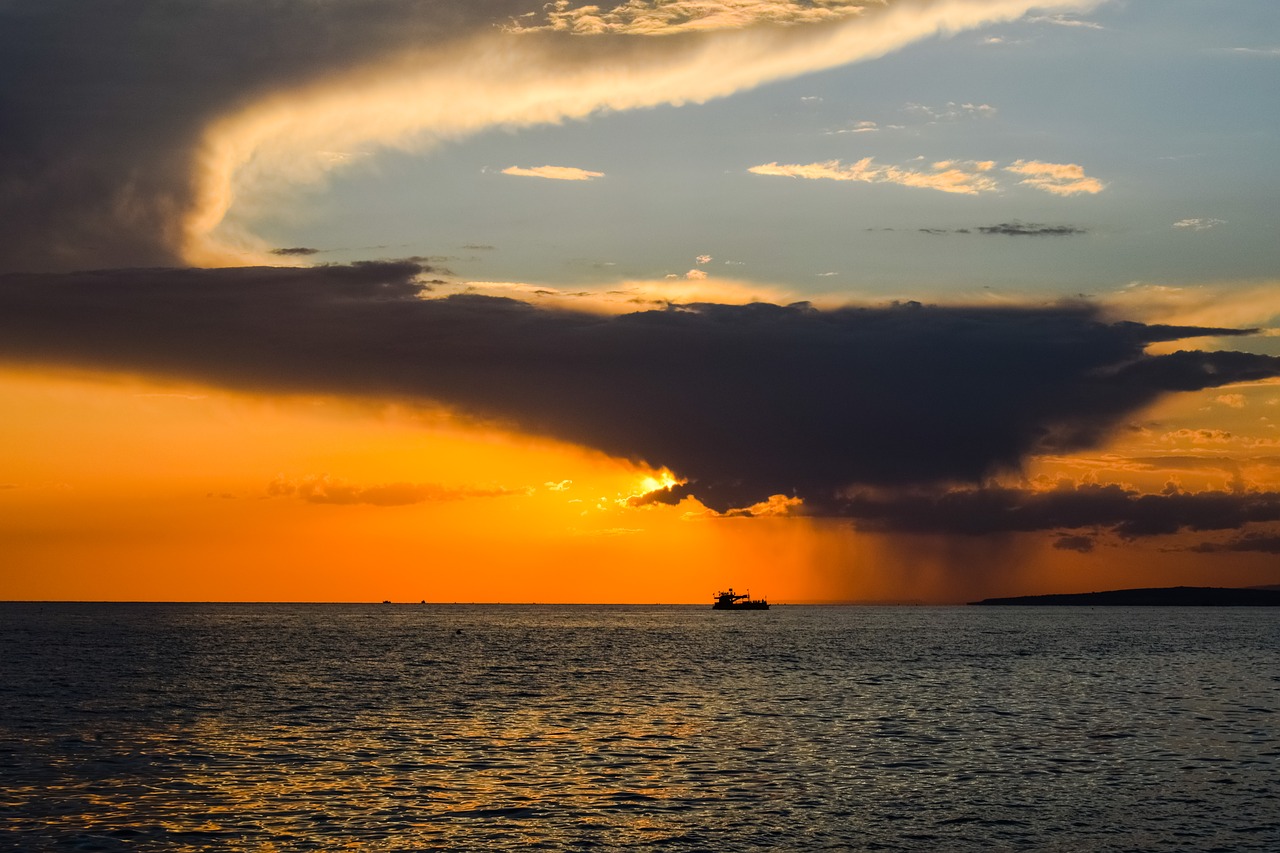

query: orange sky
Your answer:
[4,2,1280,603]
[3,365,1277,603]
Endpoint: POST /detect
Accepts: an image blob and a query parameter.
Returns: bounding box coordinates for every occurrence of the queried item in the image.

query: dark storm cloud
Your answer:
[838,484,1280,538]
[0,0,520,272]
[3,262,1279,511]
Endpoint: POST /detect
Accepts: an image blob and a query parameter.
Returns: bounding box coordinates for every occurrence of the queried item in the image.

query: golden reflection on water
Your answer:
[11,698,740,849]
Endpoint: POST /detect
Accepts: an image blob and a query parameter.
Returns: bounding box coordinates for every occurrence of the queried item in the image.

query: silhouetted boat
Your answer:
[712,588,769,610]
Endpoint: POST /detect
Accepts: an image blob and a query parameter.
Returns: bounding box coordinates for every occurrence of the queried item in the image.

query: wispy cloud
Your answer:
[267,473,528,507]
[831,120,908,135]
[1101,281,1280,333]
[903,101,998,122]
[1173,218,1226,231]
[749,158,1000,195]
[835,101,993,136]
[835,120,884,134]
[1005,160,1106,195]
[1215,394,1246,409]
[1028,13,1103,29]
[133,392,209,400]
[1229,46,1280,57]
[509,0,876,36]
[501,165,604,181]
[752,158,1103,196]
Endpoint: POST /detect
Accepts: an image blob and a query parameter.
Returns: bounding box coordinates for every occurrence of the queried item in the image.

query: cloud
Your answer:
[1100,281,1280,335]
[450,275,794,311]
[267,473,527,507]
[1028,13,1103,29]
[711,493,805,518]
[1053,534,1095,552]
[271,247,322,256]
[836,101,992,135]
[838,483,1280,538]
[1173,218,1227,231]
[977,222,1087,236]
[837,120,884,134]
[749,158,1001,195]
[752,158,1103,196]
[903,101,998,121]
[1189,533,1280,554]
[509,0,877,35]
[501,165,604,181]
[2,261,1277,512]
[1005,160,1106,195]
[916,222,1087,236]
[0,0,1103,272]
[1229,47,1280,57]
[1161,429,1234,445]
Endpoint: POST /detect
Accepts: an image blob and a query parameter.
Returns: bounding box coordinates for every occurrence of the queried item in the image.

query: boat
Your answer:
[712,588,769,610]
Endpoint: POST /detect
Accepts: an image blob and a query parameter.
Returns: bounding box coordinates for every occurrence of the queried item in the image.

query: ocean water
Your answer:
[1,604,1277,852]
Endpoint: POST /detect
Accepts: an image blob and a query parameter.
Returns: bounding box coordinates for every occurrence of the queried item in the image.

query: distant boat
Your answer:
[712,588,769,610]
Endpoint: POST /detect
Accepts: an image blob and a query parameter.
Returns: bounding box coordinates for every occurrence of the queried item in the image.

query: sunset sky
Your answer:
[2,0,1279,603]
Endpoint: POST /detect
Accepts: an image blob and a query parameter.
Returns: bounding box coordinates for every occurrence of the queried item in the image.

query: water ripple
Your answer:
[1,603,1277,851]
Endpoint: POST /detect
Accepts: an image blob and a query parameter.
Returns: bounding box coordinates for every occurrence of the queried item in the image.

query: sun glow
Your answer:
[623,469,685,506]
[0,368,826,602]
[640,471,680,494]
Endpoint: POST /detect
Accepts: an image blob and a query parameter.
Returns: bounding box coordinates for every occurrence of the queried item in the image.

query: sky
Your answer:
[2,0,1279,603]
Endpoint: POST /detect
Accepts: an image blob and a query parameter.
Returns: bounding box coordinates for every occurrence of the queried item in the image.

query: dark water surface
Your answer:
[1,603,1277,851]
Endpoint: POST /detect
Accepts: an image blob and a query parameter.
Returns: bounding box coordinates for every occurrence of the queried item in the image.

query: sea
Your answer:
[1,603,1276,852]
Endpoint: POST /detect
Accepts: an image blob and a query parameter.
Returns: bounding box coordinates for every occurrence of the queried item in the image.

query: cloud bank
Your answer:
[2,262,1276,512]
[838,483,1280,539]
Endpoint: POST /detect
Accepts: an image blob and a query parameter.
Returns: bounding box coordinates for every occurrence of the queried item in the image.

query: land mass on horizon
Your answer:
[970,586,1280,607]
